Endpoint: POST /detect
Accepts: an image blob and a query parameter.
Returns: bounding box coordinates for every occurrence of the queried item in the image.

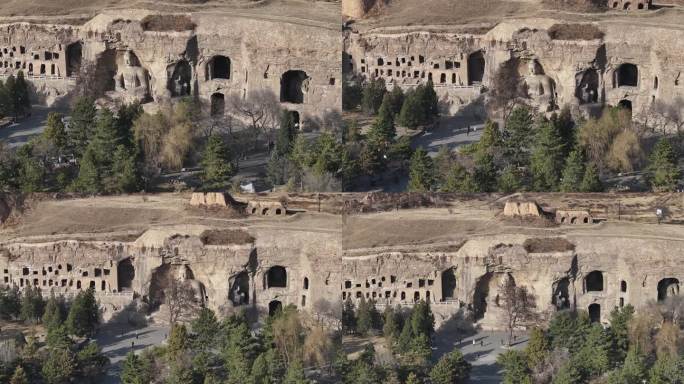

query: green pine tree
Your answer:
[42,293,63,329]
[41,347,75,384]
[430,350,471,384]
[44,112,69,152]
[647,138,680,192]
[108,145,140,193]
[276,110,297,157]
[368,94,396,145]
[560,150,586,192]
[68,97,98,156]
[356,296,373,336]
[473,153,497,192]
[504,106,534,167]
[580,162,603,192]
[74,147,101,193]
[530,118,565,191]
[386,85,405,116]
[397,89,424,129]
[361,77,386,115]
[408,147,434,192]
[497,350,532,384]
[66,286,99,338]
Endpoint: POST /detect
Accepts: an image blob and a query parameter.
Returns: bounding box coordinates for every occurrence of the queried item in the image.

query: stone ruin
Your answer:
[190,192,233,208]
[246,201,287,216]
[0,10,341,124]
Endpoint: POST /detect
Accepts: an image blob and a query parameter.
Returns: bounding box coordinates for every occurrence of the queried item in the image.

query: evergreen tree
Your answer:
[580,162,603,192]
[0,286,21,320]
[649,355,684,384]
[66,287,99,338]
[44,112,69,152]
[405,372,420,384]
[41,347,75,384]
[76,341,108,378]
[525,327,550,369]
[192,307,220,351]
[386,85,405,116]
[42,293,63,329]
[168,323,191,360]
[109,145,140,193]
[504,106,534,167]
[361,77,387,115]
[20,285,44,323]
[430,350,471,384]
[497,350,532,384]
[560,150,585,192]
[498,165,524,193]
[473,153,497,192]
[2,75,17,118]
[530,118,565,191]
[116,103,143,147]
[441,163,477,193]
[552,361,582,384]
[408,147,434,192]
[572,324,612,379]
[89,109,120,173]
[121,352,146,384]
[608,305,634,364]
[276,110,297,157]
[476,120,503,159]
[647,138,680,192]
[551,106,576,157]
[356,297,373,336]
[13,71,31,118]
[397,89,424,129]
[69,97,98,156]
[342,297,357,334]
[610,348,647,384]
[202,134,235,188]
[382,306,400,345]
[417,80,439,123]
[16,144,44,193]
[74,147,101,193]
[548,310,591,353]
[368,94,396,145]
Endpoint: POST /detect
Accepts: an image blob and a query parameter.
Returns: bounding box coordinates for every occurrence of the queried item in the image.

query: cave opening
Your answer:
[280,70,308,104]
[66,41,82,77]
[588,303,601,323]
[268,300,283,316]
[473,272,493,320]
[441,268,456,300]
[576,68,599,104]
[467,51,485,85]
[616,63,638,87]
[207,55,231,80]
[168,60,192,97]
[210,93,225,117]
[585,271,604,292]
[229,271,250,306]
[552,278,571,309]
[266,266,287,288]
[657,278,680,301]
[117,258,135,291]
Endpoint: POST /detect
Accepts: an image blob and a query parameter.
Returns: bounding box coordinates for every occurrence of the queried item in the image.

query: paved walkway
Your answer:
[433,330,529,384]
[95,323,169,384]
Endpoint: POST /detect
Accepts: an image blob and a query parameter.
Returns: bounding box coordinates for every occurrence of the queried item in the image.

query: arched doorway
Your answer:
[229,271,250,306]
[585,271,604,292]
[66,41,83,77]
[615,63,638,87]
[117,258,135,291]
[210,93,225,117]
[588,303,601,323]
[657,278,680,301]
[280,70,308,104]
[266,266,287,288]
[168,60,192,97]
[268,300,282,316]
[441,268,456,300]
[206,55,231,80]
[576,68,599,104]
[467,51,485,85]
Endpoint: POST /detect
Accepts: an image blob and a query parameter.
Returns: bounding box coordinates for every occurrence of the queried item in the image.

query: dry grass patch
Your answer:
[200,229,255,245]
[523,237,576,253]
[548,23,604,40]
[141,14,196,32]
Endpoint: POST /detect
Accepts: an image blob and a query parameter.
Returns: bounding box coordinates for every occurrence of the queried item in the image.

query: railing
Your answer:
[362,299,461,308]
[0,73,78,82]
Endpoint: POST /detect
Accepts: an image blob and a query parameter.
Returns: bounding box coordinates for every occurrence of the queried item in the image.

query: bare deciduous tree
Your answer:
[499,275,537,345]
[227,89,281,151]
[164,279,200,325]
[487,59,528,122]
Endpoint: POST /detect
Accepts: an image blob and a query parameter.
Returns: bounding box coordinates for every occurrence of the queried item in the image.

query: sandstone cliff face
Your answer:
[345,18,684,125]
[0,10,341,124]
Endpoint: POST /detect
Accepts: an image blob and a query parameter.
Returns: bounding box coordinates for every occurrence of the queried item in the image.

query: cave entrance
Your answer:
[552,278,571,310]
[117,258,135,291]
[467,51,485,85]
[657,278,680,301]
[290,111,300,129]
[615,63,638,87]
[618,99,632,112]
[576,69,599,104]
[207,55,231,80]
[268,300,283,316]
[169,60,192,97]
[229,271,250,306]
[66,41,82,77]
[280,70,308,104]
[210,93,225,117]
[441,268,456,300]
[585,271,604,292]
[588,303,601,323]
[266,266,287,288]
[473,272,492,320]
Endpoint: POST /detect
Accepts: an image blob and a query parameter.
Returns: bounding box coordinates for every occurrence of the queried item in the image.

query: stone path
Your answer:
[95,323,169,384]
[433,330,529,384]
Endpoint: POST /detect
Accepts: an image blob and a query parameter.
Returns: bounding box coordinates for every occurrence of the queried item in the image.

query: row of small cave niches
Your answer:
[342,275,441,303]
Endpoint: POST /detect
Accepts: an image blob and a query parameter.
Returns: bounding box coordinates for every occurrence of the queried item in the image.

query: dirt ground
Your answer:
[0,0,340,25]
[352,0,684,31]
